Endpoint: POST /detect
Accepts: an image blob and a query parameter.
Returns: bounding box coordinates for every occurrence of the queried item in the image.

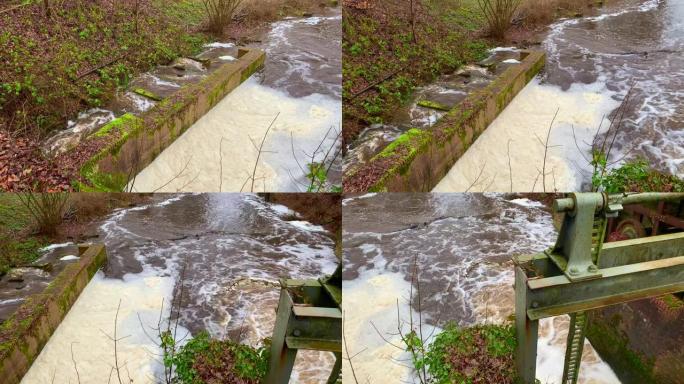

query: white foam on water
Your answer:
[0,298,24,306]
[344,194,621,383]
[65,108,115,131]
[218,55,236,61]
[490,46,519,52]
[126,91,156,112]
[59,255,79,261]
[21,271,187,384]
[265,13,342,99]
[341,193,377,206]
[39,242,74,252]
[204,42,235,48]
[343,259,440,384]
[434,78,620,192]
[536,316,621,384]
[509,198,545,208]
[98,194,337,383]
[270,203,299,217]
[130,76,341,192]
[541,0,683,176]
[288,220,326,232]
[147,74,180,88]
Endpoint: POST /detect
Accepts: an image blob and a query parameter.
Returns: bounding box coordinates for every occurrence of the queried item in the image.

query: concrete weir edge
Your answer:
[0,244,108,384]
[75,48,266,191]
[343,50,546,193]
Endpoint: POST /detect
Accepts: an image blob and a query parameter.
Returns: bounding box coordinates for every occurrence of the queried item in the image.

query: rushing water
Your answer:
[342,193,620,383]
[0,243,82,322]
[20,194,338,384]
[130,9,342,192]
[436,0,683,192]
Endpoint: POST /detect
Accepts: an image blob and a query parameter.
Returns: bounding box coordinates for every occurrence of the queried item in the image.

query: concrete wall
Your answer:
[0,244,107,384]
[77,48,265,191]
[344,50,545,193]
[587,296,684,384]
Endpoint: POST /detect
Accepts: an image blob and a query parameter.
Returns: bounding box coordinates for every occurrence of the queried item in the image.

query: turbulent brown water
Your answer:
[21,194,338,383]
[342,193,620,383]
[131,8,343,192]
[437,0,684,191]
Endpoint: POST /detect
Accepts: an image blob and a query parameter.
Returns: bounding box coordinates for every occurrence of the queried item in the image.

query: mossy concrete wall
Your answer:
[344,50,546,193]
[587,295,684,384]
[77,48,266,191]
[0,244,107,384]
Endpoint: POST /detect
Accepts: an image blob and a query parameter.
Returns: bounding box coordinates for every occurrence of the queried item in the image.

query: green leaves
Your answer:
[408,323,518,384]
[167,331,270,384]
[592,154,684,193]
[307,162,328,192]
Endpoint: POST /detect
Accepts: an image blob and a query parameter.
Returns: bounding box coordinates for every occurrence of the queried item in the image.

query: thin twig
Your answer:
[507,139,513,192]
[541,108,560,193]
[343,312,361,384]
[250,113,280,192]
[71,343,81,384]
[465,162,487,193]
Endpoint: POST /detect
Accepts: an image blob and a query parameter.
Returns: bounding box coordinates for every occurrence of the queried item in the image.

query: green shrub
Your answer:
[415,323,518,384]
[592,156,684,193]
[170,331,269,384]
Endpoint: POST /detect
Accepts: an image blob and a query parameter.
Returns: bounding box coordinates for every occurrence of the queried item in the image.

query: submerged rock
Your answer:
[171,57,207,73]
[7,270,24,283]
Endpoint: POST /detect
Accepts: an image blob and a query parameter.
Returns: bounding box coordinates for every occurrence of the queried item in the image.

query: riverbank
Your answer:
[0,194,150,276]
[17,194,338,383]
[0,0,338,191]
[261,193,342,238]
[342,0,491,148]
[433,0,684,193]
[341,0,613,149]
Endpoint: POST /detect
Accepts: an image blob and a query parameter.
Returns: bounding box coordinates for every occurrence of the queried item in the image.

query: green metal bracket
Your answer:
[265,265,342,384]
[548,193,606,282]
[514,193,684,384]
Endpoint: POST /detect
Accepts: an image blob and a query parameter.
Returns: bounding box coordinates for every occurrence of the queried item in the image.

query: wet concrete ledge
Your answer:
[0,244,107,384]
[75,47,265,191]
[343,50,545,193]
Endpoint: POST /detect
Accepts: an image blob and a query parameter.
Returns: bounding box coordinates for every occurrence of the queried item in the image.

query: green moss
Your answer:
[78,162,130,192]
[75,50,263,191]
[94,113,139,137]
[133,88,163,101]
[586,314,656,383]
[660,294,684,311]
[417,99,450,111]
[240,54,265,83]
[377,128,431,159]
[78,114,145,191]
